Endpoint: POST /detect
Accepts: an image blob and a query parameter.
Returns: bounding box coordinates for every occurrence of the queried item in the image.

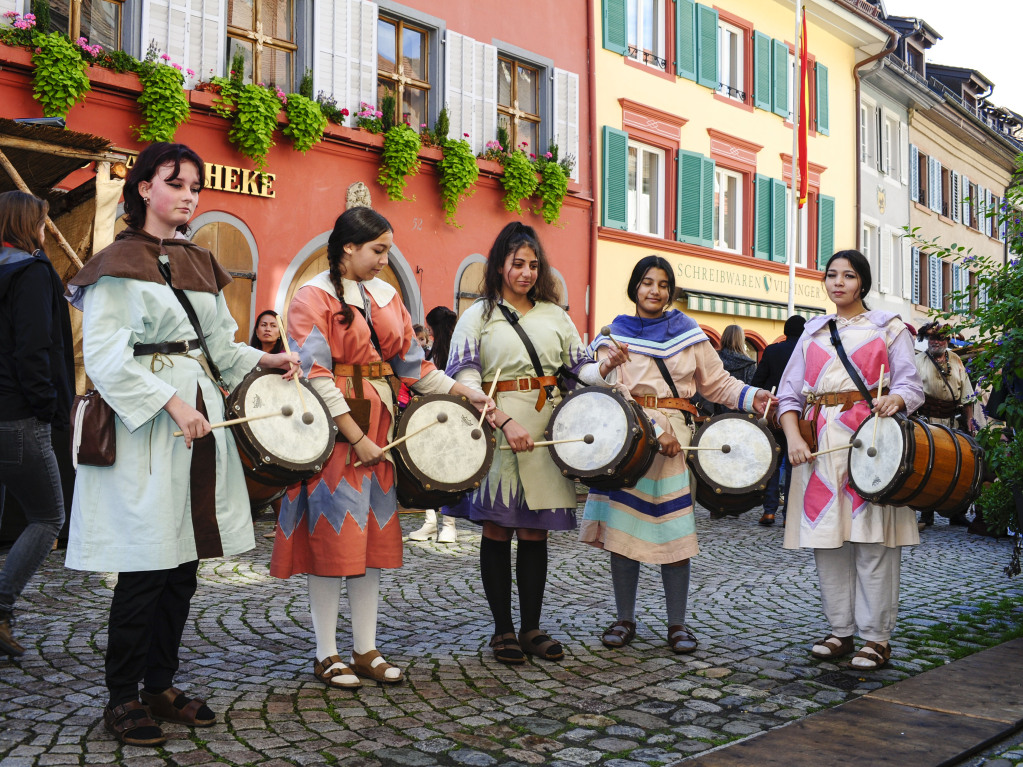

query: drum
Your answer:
[847,414,984,517]
[688,413,781,518]
[227,367,338,507]
[546,386,658,490]
[393,393,495,510]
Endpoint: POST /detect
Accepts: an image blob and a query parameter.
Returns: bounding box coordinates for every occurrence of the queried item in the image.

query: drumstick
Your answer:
[680,444,732,453]
[471,367,501,440]
[278,313,314,425]
[353,413,448,467]
[600,326,631,361]
[761,386,776,423]
[173,405,294,436]
[869,364,885,456]
[809,439,861,458]
[500,434,595,450]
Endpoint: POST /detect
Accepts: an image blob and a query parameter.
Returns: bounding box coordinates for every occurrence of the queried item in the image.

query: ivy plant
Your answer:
[378,123,421,202]
[437,137,479,226]
[135,61,190,142]
[282,92,327,153]
[210,77,281,170]
[536,159,568,225]
[30,31,90,119]
[500,149,538,215]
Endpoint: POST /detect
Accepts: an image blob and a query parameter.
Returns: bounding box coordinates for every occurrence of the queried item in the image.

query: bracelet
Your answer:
[351,433,365,445]
[497,417,512,430]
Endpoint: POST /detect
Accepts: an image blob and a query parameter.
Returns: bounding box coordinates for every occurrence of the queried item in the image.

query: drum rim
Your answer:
[937,433,984,517]
[688,412,780,496]
[227,367,338,475]
[581,398,659,490]
[546,386,637,481]
[393,393,496,492]
[848,412,916,503]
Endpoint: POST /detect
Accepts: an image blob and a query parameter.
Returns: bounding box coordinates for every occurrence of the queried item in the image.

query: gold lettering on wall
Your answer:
[122,154,276,199]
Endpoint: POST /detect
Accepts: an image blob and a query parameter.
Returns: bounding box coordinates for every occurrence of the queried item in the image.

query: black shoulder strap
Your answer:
[925,352,959,402]
[497,303,557,399]
[828,319,874,408]
[157,259,229,392]
[653,357,680,398]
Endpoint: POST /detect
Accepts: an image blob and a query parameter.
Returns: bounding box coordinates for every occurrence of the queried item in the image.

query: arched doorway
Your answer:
[456,260,486,317]
[285,246,406,315]
[192,221,254,343]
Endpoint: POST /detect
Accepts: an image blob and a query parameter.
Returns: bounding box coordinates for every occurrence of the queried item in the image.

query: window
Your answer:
[377,17,430,128]
[940,167,952,218]
[967,181,979,229]
[889,232,902,296]
[717,21,745,101]
[627,0,666,69]
[714,167,744,253]
[861,104,877,170]
[916,149,928,205]
[627,141,665,237]
[884,114,900,176]
[50,0,123,49]
[227,0,296,87]
[906,45,923,75]
[498,57,541,155]
[928,254,943,310]
[862,222,877,284]
[753,174,786,262]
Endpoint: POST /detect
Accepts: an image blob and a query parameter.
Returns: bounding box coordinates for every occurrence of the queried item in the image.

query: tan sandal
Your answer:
[351,649,404,684]
[810,634,855,660]
[850,640,891,670]
[313,655,362,689]
[668,625,698,654]
[601,620,636,649]
[518,629,564,661]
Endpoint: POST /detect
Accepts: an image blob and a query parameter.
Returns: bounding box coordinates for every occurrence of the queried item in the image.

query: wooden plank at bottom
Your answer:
[678,698,1012,767]
[868,638,1023,725]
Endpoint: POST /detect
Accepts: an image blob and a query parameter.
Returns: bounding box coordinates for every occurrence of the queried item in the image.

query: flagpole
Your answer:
[788,0,802,317]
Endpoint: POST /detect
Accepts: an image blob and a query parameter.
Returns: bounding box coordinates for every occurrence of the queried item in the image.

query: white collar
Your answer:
[305,271,396,308]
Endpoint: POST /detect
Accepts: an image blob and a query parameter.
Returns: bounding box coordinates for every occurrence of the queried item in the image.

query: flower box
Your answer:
[477,159,504,176]
[0,41,34,70]
[86,63,142,95]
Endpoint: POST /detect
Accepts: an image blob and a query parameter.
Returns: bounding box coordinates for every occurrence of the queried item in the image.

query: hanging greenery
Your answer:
[535,160,568,225]
[282,91,327,153]
[378,123,421,202]
[30,31,90,119]
[437,137,479,227]
[500,149,538,214]
[135,61,190,142]
[208,76,281,170]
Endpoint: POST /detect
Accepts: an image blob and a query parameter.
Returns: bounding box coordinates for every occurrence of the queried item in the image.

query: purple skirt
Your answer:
[443,494,577,531]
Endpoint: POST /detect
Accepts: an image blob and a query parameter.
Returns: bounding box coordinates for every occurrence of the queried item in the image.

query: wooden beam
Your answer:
[0,134,125,165]
[0,147,84,270]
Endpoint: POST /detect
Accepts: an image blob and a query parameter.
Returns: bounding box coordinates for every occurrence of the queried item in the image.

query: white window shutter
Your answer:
[899,121,909,184]
[879,230,891,294]
[911,247,920,304]
[950,170,960,223]
[901,239,913,300]
[929,158,940,213]
[553,68,580,181]
[314,0,377,123]
[909,144,919,202]
[977,186,987,231]
[928,254,942,309]
[445,32,496,155]
[142,0,190,67]
[961,174,970,223]
[186,0,224,87]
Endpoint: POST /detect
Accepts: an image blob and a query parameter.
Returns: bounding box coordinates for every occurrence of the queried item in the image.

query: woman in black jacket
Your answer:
[0,190,74,657]
[713,325,755,414]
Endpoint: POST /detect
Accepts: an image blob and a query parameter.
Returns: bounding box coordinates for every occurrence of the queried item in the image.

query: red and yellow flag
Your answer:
[797,8,809,208]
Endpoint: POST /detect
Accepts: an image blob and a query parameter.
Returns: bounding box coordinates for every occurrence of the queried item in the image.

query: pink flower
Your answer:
[23,12,35,20]
[186,68,195,77]
[76,36,87,45]
[420,122,427,128]
[171,62,182,70]
[463,132,469,137]
[529,153,536,159]
[374,110,383,118]
[341,108,350,116]
[2,11,17,18]
[34,47,41,53]
[544,152,553,159]
[160,53,170,61]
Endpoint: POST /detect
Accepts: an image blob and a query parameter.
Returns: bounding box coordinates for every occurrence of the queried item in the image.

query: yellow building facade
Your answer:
[592,0,890,350]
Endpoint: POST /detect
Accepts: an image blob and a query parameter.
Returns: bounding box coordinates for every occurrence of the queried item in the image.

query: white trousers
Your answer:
[814,542,901,642]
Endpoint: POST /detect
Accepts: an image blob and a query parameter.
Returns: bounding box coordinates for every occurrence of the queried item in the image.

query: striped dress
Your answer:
[579,311,759,563]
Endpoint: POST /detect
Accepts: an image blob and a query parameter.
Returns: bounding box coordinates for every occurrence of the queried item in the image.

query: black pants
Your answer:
[106,560,199,707]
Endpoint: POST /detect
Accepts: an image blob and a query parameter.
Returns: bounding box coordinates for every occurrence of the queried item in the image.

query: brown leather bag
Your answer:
[70,390,116,467]
[798,417,818,453]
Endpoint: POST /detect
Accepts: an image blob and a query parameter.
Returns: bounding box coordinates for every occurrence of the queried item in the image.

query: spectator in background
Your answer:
[751,315,806,526]
[713,325,756,414]
[414,324,430,357]
[250,310,284,354]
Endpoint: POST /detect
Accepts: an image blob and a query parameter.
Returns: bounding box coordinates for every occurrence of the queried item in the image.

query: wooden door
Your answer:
[192,222,254,343]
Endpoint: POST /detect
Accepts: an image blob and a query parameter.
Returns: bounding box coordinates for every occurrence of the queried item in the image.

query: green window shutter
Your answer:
[602,0,628,55]
[677,149,709,246]
[815,63,829,135]
[676,0,697,81]
[753,32,772,110]
[696,4,719,89]
[817,194,835,269]
[771,39,789,118]
[601,126,629,229]
[754,174,772,259]
[771,178,787,261]
[700,156,715,245]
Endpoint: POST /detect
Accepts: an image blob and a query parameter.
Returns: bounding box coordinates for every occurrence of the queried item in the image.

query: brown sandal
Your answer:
[489,632,526,665]
[313,655,362,689]
[667,625,698,654]
[518,629,564,661]
[850,640,892,670]
[103,700,166,746]
[140,686,216,727]
[351,649,404,684]
[601,620,636,648]
[810,634,856,660]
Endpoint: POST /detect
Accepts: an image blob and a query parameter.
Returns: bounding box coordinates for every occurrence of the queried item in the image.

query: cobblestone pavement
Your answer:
[2,508,1022,767]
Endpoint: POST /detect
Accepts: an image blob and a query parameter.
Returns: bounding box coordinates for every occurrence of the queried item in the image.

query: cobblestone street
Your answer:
[2,508,1022,767]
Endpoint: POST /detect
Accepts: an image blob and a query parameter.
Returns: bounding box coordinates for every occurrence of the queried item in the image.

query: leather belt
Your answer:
[635,394,698,416]
[484,376,558,393]
[919,395,959,418]
[805,387,889,411]
[133,339,200,356]
[334,362,393,378]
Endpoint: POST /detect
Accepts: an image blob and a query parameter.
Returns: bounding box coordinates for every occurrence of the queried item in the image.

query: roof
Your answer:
[0,118,117,194]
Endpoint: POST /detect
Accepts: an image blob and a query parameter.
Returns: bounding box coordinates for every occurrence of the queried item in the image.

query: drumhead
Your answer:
[848,415,905,498]
[238,370,335,468]
[398,395,493,490]
[691,414,777,493]
[549,388,630,475]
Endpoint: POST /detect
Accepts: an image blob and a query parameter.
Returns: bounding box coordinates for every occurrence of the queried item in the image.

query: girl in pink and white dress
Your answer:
[777,249,923,670]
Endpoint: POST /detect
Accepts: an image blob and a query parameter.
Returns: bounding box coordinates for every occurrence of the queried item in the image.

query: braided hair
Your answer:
[325,207,394,327]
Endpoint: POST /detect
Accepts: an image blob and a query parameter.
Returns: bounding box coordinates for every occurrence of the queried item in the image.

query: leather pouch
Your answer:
[71,390,116,467]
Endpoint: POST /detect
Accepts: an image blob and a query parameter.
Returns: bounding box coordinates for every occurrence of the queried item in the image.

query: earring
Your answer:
[143,197,150,206]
